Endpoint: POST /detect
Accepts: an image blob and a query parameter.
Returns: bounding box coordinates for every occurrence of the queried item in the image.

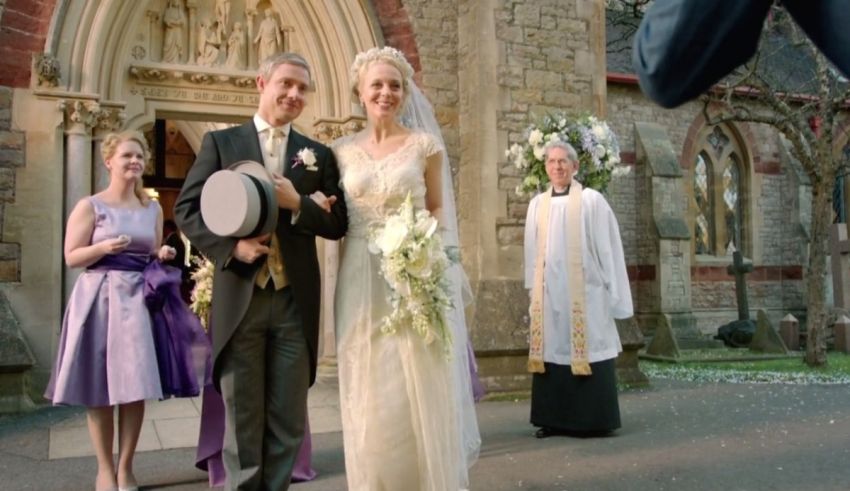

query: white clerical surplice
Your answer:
[524,188,634,365]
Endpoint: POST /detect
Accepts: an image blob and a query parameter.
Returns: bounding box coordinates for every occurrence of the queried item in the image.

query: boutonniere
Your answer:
[292,147,318,171]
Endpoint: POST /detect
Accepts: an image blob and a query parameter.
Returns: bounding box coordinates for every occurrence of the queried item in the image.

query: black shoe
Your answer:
[535,427,559,439]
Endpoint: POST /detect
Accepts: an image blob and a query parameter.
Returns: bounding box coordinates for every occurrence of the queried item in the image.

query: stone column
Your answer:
[317,239,338,378]
[146,10,160,62]
[635,122,713,354]
[62,100,98,302]
[245,8,257,69]
[187,0,198,64]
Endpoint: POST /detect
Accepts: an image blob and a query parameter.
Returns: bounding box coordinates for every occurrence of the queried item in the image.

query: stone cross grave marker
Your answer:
[727,250,753,321]
[829,223,850,309]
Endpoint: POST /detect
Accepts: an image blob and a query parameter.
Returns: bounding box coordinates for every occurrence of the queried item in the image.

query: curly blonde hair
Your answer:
[349,46,414,108]
[101,130,151,205]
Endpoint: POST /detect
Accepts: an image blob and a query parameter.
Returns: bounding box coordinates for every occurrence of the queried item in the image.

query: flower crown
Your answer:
[350,46,415,83]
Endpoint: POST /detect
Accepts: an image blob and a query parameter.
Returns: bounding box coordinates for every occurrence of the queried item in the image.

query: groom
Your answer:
[175,52,346,490]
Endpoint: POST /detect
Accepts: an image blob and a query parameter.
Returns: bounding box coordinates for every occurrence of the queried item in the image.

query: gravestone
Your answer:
[615,317,649,387]
[715,250,756,347]
[749,309,789,354]
[645,314,681,359]
[834,315,850,353]
[779,314,800,351]
[0,292,36,413]
[829,223,850,308]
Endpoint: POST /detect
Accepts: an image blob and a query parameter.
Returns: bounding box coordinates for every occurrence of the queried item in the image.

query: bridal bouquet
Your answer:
[189,255,215,330]
[369,192,453,353]
[507,112,625,196]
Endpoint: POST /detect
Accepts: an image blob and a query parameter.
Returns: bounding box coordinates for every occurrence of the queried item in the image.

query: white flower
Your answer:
[594,144,607,159]
[368,192,454,354]
[406,244,433,278]
[415,214,439,239]
[373,215,408,255]
[533,145,545,160]
[509,112,620,196]
[294,147,318,171]
[528,129,544,146]
[592,123,607,140]
[612,165,631,177]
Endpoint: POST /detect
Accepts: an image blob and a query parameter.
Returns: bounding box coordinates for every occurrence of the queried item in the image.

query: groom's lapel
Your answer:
[232,122,263,165]
[283,129,303,178]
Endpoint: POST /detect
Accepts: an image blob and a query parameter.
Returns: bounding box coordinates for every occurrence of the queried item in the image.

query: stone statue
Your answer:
[197,18,221,66]
[245,0,260,14]
[215,0,231,39]
[254,9,282,65]
[161,0,186,64]
[225,22,247,70]
[34,52,61,87]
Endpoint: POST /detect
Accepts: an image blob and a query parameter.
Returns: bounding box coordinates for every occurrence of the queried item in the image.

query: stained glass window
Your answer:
[723,155,742,254]
[691,125,748,258]
[694,152,714,255]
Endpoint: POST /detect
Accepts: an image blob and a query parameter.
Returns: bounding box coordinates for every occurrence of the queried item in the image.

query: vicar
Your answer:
[523,141,632,438]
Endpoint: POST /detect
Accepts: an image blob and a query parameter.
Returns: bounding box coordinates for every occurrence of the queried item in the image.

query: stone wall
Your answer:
[497,0,598,247]
[0,86,22,281]
[0,0,57,87]
[607,82,806,335]
[400,0,460,170]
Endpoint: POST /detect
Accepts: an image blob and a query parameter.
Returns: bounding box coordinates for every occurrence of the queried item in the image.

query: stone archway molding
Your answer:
[8,0,385,384]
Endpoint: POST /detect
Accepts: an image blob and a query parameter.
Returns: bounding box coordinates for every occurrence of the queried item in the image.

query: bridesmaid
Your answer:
[45,130,207,491]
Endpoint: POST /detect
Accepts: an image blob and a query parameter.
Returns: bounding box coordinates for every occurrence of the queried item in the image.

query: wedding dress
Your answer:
[333,130,472,490]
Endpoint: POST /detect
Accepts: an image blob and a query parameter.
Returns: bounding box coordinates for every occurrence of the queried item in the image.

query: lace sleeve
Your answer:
[418,131,445,158]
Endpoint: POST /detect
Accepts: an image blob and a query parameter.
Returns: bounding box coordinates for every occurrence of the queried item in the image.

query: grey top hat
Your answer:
[200,160,279,238]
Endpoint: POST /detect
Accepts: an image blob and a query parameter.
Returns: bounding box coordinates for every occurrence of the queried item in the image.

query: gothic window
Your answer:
[689,124,749,258]
[694,152,714,255]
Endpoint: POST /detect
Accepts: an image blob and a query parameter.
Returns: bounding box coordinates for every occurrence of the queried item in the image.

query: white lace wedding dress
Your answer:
[332,131,466,491]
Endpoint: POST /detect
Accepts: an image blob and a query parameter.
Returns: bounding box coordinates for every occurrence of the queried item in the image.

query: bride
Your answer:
[331,46,481,490]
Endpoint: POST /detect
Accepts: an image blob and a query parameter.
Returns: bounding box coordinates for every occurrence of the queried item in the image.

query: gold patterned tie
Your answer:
[255,234,288,290]
[265,127,284,159]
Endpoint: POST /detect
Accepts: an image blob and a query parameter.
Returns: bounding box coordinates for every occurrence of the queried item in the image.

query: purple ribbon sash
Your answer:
[90,254,210,398]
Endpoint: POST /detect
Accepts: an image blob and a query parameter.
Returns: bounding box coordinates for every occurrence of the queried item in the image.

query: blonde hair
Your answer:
[101,130,151,205]
[350,46,414,108]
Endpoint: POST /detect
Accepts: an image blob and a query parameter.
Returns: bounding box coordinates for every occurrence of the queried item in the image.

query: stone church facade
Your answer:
[0,0,810,409]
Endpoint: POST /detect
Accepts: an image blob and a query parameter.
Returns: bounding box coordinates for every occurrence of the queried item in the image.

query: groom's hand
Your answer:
[232,233,271,263]
[272,173,301,212]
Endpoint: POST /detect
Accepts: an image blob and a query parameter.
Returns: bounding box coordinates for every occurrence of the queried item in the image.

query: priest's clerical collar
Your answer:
[551,184,571,197]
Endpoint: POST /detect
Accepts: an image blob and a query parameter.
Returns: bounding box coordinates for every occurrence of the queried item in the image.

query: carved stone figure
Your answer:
[215,0,231,39]
[34,53,61,87]
[162,0,187,64]
[225,22,247,70]
[254,9,282,65]
[197,18,221,66]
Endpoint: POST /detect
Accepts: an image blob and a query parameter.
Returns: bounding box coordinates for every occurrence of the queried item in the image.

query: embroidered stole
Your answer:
[527,182,592,376]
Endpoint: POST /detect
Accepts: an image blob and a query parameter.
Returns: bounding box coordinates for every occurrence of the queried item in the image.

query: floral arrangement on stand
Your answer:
[369,192,454,354]
[506,112,625,196]
[189,255,215,331]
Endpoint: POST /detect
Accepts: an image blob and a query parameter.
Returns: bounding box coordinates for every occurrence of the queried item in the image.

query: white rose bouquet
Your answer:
[369,192,454,354]
[506,112,626,196]
[189,255,215,330]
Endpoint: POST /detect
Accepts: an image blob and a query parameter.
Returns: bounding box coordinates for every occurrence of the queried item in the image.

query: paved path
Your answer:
[1,378,848,490]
